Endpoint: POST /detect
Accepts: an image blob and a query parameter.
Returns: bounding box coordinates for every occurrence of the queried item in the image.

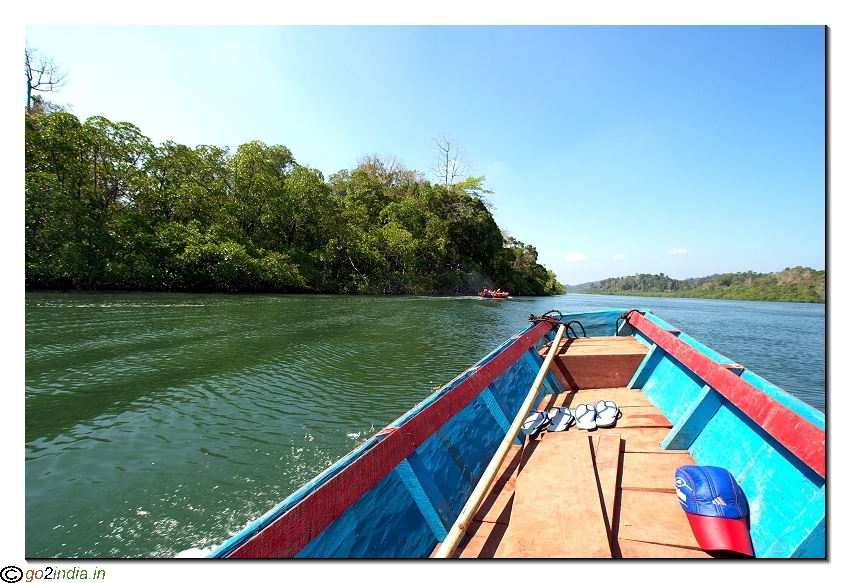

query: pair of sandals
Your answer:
[575,400,620,430]
[521,406,574,439]
[521,400,621,438]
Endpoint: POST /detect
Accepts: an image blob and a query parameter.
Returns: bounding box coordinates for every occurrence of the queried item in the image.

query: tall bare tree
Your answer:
[25,44,68,113]
[430,132,473,188]
[356,154,423,189]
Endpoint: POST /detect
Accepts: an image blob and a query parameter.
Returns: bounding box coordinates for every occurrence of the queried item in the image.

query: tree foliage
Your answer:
[25,112,563,296]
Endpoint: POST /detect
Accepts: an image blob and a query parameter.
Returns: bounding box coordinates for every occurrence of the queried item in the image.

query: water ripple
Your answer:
[25,292,824,557]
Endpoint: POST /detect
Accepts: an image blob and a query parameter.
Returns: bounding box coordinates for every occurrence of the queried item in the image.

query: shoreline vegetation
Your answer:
[25,108,822,304]
[569,267,825,304]
[25,110,563,296]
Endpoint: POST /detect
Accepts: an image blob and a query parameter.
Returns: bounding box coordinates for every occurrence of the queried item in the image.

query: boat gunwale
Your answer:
[626,310,825,478]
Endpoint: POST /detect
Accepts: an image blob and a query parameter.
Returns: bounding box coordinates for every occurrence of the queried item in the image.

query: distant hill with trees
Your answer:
[574,267,824,303]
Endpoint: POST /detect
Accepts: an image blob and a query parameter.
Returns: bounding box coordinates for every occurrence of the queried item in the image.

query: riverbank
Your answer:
[574,267,825,303]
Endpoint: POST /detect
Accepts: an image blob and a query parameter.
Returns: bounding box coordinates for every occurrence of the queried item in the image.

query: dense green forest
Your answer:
[25,109,564,295]
[578,267,825,303]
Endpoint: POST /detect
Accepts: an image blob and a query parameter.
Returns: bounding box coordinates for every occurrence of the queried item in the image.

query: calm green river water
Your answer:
[24,292,825,558]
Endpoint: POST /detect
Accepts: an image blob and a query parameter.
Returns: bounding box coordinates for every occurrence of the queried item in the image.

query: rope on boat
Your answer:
[528,311,586,338]
[616,308,645,335]
[528,309,563,325]
[563,320,586,338]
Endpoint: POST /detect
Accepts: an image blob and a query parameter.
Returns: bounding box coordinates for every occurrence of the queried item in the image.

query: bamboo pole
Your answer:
[432,322,567,558]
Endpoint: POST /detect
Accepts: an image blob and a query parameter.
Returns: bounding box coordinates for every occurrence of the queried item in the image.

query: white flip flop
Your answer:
[547,406,574,432]
[575,403,597,430]
[595,400,619,428]
[521,410,550,438]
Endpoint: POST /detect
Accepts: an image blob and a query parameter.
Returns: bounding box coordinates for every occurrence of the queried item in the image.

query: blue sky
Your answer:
[20,22,826,285]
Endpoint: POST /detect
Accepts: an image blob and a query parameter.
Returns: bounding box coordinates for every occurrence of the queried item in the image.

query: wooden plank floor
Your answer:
[443,387,713,558]
[498,431,611,558]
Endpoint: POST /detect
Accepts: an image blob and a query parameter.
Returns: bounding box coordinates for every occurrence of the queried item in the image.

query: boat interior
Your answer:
[432,335,723,559]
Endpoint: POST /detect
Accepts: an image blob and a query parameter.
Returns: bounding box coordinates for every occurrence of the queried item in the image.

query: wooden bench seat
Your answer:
[542,337,650,390]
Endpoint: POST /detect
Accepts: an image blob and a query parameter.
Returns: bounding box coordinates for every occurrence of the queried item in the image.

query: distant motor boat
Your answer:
[478,288,510,299]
